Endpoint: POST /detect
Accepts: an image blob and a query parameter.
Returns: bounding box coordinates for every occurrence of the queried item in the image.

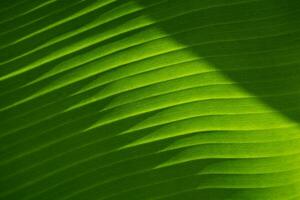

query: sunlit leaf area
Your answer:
[0,0,300,199]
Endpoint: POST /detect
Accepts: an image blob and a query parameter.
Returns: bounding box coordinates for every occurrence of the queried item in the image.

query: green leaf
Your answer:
[0,0,300,199]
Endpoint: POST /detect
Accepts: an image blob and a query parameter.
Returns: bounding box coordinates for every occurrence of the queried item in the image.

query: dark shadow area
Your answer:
[134,0,300,124]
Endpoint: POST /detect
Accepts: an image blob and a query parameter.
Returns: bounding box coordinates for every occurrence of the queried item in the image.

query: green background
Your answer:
[1,0,300,199]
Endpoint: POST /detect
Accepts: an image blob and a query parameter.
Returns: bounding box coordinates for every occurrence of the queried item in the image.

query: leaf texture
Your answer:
[0,0,300,199]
